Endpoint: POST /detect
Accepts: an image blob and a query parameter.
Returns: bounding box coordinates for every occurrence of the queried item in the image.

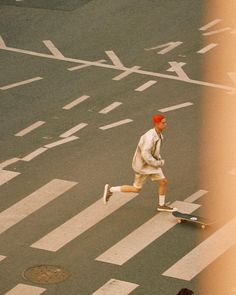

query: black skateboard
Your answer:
[172,211,212,229]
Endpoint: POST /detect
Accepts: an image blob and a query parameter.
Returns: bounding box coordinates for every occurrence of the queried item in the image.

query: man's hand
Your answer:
[157,159,165,167]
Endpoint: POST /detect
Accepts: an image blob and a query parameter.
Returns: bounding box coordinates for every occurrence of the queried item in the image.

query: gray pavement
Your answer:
[0,1,235,294]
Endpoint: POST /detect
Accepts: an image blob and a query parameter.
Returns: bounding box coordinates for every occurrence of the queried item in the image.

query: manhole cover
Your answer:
[22,265,69,284]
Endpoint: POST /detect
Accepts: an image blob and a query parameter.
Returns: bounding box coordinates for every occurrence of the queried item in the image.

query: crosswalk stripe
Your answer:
[91,279,139,295]
[62,95,90,110]
[0,158,20,169]
[99,102,122,114]
[184,189,208,203]
[44,136,78,148]
[4,284,46,295]
[162,217,236,281]
[31,192,137,252]
[158,102,193,113]
[0,77,43,90]
[135,80,157,91]
[59,123,88,138]
[0,179,77,235]
[0,170,20,186]
[95,201,200,265]
[99,119,133,130]
[21,147,48,162]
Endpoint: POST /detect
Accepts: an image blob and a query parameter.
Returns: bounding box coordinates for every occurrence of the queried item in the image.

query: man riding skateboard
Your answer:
[103,114,177,212]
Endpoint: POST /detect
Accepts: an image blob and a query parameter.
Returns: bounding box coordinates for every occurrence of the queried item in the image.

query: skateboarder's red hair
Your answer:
[152,114,165,124]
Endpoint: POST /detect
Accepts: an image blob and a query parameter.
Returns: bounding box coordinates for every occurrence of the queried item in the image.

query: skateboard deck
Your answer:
[172,211,212,229]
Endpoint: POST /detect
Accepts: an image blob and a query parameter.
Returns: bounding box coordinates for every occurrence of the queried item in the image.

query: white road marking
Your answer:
[43,40,64,58]
[31,192,137,252]
[167,62,189,80]
[0,36,6,48]
[0,158,20,169]
[99,119,133,130]
[197,43,218,54]
[0,77,43,90]
[0,179,77,235]
[199,19,222,31]
[158,102,193,113]
[0,39,235,93]
[95,201,201,265]
[184,190,208,203]
[68,60,106,71]
[91,279,139,295]
[15,121,45,137]
[162,217,236,281]
[105,50,124,67]
[0,170,20,186]
[59,123,88,138]
[21,147,48,162]
[44,136,78,148]
[0,255,6,262]
[99,102,122,114]
[145,41,183,54]
[4,284,46,295]
[135,80,157,91]
[203,27,231,36]
[112,66,141,80]
[62,95,90,110]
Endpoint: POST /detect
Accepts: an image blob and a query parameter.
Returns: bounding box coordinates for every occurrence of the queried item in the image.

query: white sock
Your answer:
[110,186,121,192]
[159,195,165,206]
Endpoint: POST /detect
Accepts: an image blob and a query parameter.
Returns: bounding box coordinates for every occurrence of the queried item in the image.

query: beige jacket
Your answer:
[132,128,163,174]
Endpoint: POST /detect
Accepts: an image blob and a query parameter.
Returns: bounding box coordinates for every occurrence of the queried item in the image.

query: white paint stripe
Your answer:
[0,36,6,48]
[4,284,46,295]
[1,43,235,93]
[167,62,189,80]
[68,60,106,71]
[158,102,193,113]
[99,119,133,130]
[135,80,157,91]
[62,95,90,110]
[21,147,48,162]
[105,51,124,67]
[162,218,236,281]
[15,121,45,137]
[145,42,183,54]
[197,43,218,54]
[0,255,6,262]
[44,136,78,148]
[112,66,141,81]
[203,27,231,36]
[184,190,208,203]
[0,158,20,169]
[99,102,122,114]
[91,279,139,295]
[0,170,20,186]
[0,179,77,235]
[59,123,88,138]
[199,19,222,31]
[95,201,201,265]
[0,77,43,90]
[31,192,137,252]
[43,40,64,58]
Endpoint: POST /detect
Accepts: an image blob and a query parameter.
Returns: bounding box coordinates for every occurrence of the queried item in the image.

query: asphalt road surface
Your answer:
[0,1,235,294]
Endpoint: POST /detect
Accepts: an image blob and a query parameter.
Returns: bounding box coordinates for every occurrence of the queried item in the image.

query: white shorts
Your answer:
[133,169,165,189]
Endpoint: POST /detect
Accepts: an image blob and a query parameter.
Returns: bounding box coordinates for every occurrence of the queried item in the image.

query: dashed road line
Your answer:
[99,102,122,114]
[43,40,64,58]
[68,60,106,71]
[91,279,139,295]
[162,217,236,281]
[44,136,78,148]
[0,179,77,235]
[105,50,124,67]
[0,158,20,169]
[99,119,133,130]
[197,43,218,54]
[4,284,46,295]
[59,123,88,138]
[112,66,141,81]
[0,170,20,187]
[202,27,231,36]
[21,147,48,162]
[31,192,137,252]
[199,19,222,31]
[135,80,157,92]
[0,77,43,90]
[62,95,90,110]
[95,200,201,265]
[15,121,45,137]
[158,102,193,113]
[0,255,6,262]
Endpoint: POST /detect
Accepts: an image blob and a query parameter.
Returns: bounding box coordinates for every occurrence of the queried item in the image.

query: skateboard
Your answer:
[172,211,212,229]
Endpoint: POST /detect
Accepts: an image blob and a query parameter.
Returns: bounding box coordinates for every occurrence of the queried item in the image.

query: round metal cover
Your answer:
[22,265,69,284]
